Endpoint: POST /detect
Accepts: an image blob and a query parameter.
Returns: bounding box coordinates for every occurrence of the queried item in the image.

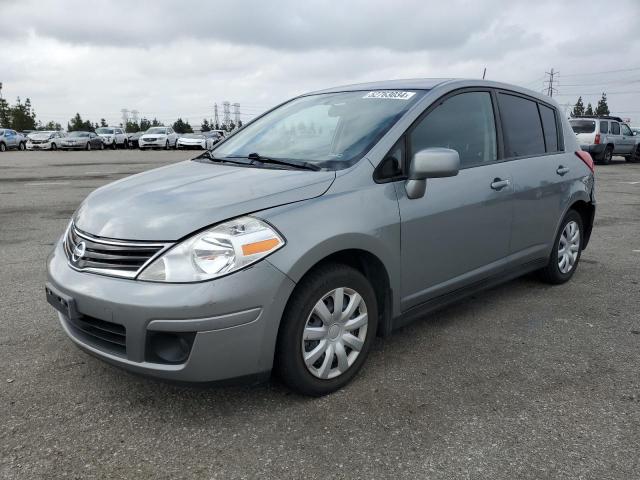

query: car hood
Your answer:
[74,160,336,241]
[30,133,52,141]
[141,133,166,138]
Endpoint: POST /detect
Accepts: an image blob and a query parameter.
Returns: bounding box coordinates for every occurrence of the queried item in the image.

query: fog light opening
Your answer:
[146,332,195,364]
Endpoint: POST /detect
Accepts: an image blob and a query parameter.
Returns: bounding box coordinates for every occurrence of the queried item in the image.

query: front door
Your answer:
[396,90,514,311]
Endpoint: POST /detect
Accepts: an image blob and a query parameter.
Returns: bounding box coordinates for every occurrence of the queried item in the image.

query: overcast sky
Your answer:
[2,0,640,127]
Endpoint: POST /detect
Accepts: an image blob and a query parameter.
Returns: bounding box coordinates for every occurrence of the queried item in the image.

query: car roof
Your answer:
[303,78,558,106]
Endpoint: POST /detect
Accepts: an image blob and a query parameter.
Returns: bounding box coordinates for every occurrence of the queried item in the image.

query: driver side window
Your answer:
[409,91,497,168]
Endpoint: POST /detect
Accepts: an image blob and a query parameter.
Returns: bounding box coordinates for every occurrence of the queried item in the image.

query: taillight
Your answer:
[576,150,594,173]
[594,133,600,145]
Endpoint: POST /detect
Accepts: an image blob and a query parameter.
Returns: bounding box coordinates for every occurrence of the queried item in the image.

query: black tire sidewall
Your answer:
[276,264,378,396]
[548,210,584,283]
[602,146,612,164]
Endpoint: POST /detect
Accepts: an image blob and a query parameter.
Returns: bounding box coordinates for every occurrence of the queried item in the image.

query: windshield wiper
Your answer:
[194,150,253,165]
[226,152,321,171]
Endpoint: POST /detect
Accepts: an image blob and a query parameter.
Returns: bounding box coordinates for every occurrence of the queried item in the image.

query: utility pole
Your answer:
[213,103,219,128]
[222,101,231,128]
[544,68,558,97]
[232,103,240,125]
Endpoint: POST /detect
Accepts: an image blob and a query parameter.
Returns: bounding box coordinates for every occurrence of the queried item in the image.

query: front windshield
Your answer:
[96,128,114,134]
[213,90,425,169]
[146,127,167,134]
[69,131,89,137]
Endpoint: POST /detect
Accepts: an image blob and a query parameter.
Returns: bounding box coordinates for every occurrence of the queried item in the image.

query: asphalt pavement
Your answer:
[1,150,639,479]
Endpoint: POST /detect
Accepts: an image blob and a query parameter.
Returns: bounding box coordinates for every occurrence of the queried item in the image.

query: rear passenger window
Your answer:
[611,122,620,135]
[600,121,609,134]
[409,91,497,168]
[498,93,545,157]
[538,104,559,152]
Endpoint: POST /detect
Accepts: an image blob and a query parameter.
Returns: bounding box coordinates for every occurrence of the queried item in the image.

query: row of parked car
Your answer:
[0,127,226,152]
[569,115,640,164]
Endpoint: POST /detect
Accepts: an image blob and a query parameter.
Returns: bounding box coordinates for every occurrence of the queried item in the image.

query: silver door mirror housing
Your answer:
[405,148,460,199]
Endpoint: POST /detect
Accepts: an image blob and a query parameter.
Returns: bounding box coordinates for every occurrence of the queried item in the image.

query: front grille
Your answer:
[64,223,170,279]
[31,140,47,144]
[65,313,127,356]
[143,137,157,142]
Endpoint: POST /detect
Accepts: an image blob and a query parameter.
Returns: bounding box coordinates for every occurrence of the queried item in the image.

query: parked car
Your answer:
[569,115,640,164]
[176,132,218,150]
[26,131,65,150]
[46,78,596,396]
[0,129,27,151]
[60,131,104,150]
[138,127,178,149]
[127,131,143,149]
[96,127,128,149]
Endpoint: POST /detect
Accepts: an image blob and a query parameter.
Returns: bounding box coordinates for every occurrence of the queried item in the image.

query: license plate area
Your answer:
[45,283,79,320]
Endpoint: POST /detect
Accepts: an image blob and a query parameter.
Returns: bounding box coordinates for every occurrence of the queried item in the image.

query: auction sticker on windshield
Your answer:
[363,91,416,100]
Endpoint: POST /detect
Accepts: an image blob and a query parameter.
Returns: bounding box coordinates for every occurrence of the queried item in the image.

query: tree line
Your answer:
[570,92,610,117]
[0,88,243,134]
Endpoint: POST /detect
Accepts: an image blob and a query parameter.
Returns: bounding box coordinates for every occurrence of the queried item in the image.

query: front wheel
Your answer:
[630,145,640,163]
[0,142,5,152]
[86,142,91,151]
[538,210,583,284]
[276,264,377,396]
[51,142,57,151]
[19,142,26,151]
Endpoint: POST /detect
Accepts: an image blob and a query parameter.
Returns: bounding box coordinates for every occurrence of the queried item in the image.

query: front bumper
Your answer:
[61,143,85,149]
[139,138,167,148]
[27,142,52,150]
[46,238,296,382]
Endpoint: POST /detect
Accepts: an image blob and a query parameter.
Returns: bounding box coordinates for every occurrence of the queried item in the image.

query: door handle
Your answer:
[490,178,510,190]
[556,166,570,176]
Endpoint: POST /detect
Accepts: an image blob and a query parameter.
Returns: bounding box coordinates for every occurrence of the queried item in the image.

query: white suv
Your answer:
[96,127,128,149]
[139,127,178,150]
[570,115,640,164]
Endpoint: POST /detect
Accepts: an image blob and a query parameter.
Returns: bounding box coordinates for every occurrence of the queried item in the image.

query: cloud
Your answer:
[0,0,639,126]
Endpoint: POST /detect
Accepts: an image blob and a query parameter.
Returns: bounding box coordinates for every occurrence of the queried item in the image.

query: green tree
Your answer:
[237,120,243,129]
[201,119,211,132]
[595,93,610,116]
[10,97,38,131]
[139,117,151,131]
[0,97,11,128]
[150,118,163,127]
[172,118,193,134]
[571,96,585,117]
[67,113,94,132]
[228,121,236,131]
[125,120,140,133]
[40,120,62,130]
[100,118,108,127]
[585,103,593,116]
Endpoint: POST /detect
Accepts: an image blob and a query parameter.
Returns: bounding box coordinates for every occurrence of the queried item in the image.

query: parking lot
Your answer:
[1,150,639,479]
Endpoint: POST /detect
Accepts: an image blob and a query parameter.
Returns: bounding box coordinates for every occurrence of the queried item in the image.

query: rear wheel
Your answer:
[538,210,583,284]
[86,142,91,151]
[51,142,57,151]
[600,145,613,165]
[0,142,6,152]
[630,145,640,163]
[276,263,377,396]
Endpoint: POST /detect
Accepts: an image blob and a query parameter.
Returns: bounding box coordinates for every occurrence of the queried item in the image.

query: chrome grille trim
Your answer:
[64,223,172,279]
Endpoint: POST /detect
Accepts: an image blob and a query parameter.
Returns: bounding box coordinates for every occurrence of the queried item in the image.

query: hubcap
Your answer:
[558,220,580,274]
[301,287,368,380]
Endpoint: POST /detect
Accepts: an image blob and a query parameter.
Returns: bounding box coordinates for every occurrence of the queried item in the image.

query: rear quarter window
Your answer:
[498,93,545,157]
[538,104,559,152]
[599,121,609,134]
[611,122,620,135]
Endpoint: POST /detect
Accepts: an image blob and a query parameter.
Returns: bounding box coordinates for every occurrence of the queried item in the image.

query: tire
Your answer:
[600,145,613,165]
[630,145,640,163]
[51,142,57,151]
[86,142,91,151]
[275,263,378,396]
[100,141,105,150]
[18,142,26,151]
[0,142,5,152]
[123,140,128,149]
[538,210,583,284]
[165,140,170,150]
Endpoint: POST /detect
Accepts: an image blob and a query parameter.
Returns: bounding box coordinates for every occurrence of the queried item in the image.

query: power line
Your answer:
[559,66,640,78]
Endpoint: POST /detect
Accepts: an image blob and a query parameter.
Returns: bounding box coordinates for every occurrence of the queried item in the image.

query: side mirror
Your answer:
[405,148,460,199]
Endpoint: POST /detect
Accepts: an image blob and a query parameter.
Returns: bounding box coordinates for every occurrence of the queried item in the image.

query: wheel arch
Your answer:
[278,245,395,338]
[569,199,595,249]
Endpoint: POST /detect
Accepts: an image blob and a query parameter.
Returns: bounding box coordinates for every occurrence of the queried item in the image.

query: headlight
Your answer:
[138,216,285,283]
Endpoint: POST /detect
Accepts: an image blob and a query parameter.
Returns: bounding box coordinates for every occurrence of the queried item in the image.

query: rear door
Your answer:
[396,89,514,310]
[502,93,573,263]
[609,121,623,154]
